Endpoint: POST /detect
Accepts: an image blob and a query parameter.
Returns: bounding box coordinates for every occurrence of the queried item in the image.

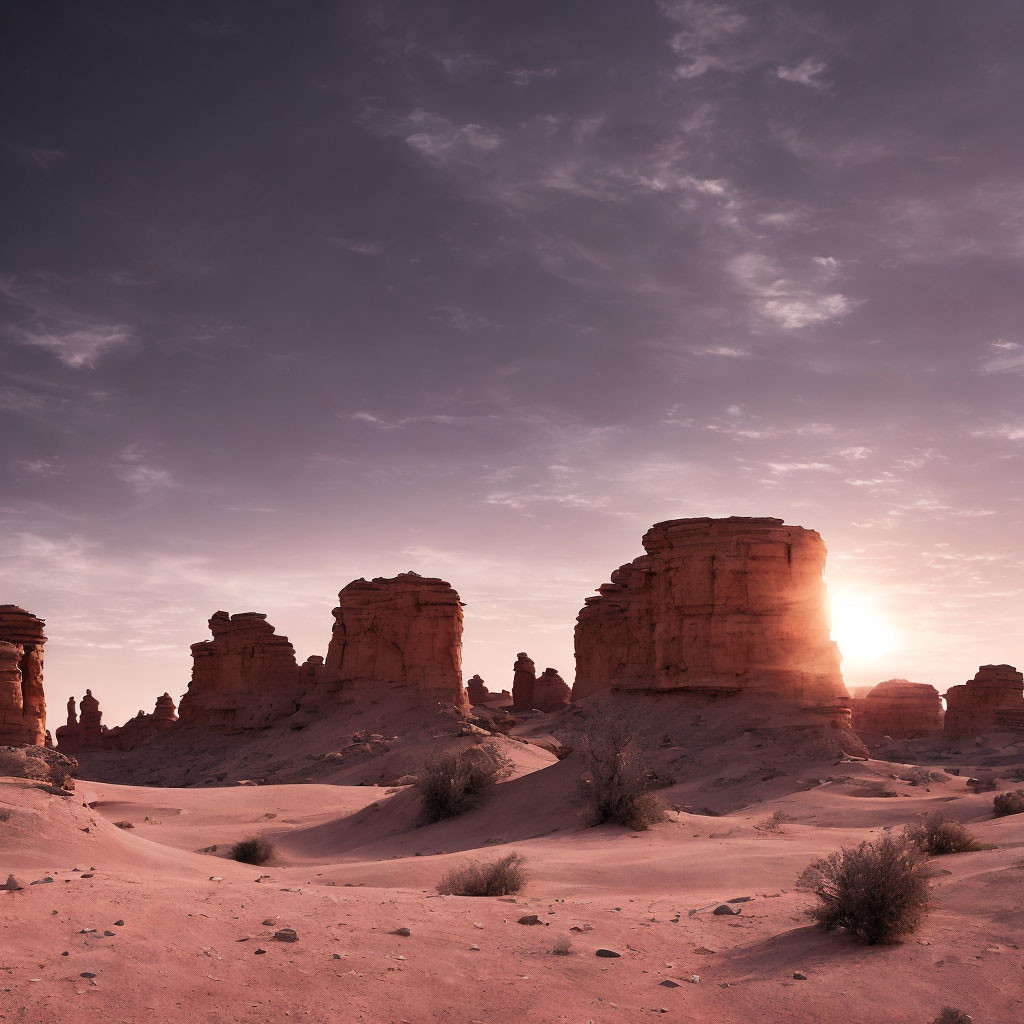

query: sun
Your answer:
[829,592,898,665]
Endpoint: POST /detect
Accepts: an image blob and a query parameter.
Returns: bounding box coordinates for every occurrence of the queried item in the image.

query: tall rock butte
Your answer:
[572,517,848,705]
[325,573,466,710]
[944,664,1024,737]
[178,612,302,729]
[850,679,944,738]
[512,652,537,709]
[533,667,571,712]
[0,605,47,746]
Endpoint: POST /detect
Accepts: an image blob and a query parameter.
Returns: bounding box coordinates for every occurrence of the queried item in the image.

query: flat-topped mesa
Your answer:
[512,652,536,709]
[324,573,466,710]
[573,517,848,706]
[944,664,1024,738]
[466,674,489,704]
[178,611,302,729]
[534,667,570,713]
[850,679,944,738]
[0,605,47,746]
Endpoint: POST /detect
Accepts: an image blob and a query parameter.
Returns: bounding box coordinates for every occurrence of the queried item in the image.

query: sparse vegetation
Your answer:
[902,813,982,855]
[755,810,796,833]
[805,833,931,944]
[931,1009,972,1024]
[114,820,134,829]
[551,934,573,955]
[993,790,1024,817]
[576,714,667,830]
[229,833,275,865]
[0,808,11,822]
[436,852,527,896]
[418,743,513,824]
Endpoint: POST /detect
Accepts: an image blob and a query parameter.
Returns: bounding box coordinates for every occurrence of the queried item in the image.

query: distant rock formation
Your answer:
[512,652,536,709]
[533,667,570,712]
[0,606,47,746]
[178,611,302,729]
[325,573,466,709]
[850,679,944,738]
[573,517,848,705]
[944,665,1024,737]
[467,674,489,704]
[58,690,178,752]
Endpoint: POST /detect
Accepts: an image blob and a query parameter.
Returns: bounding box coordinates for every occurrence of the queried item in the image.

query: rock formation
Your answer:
[944,665,1024,737]
[467,674,489,704]
[512,652,536,709]
[0,606,47,746]
[178,612,302,729]
[55,690,107,750]
[324,573,466,709]
[533,667,570,712]
[572,517,848,705]
[850,679,944,738]
[58,690,179,753]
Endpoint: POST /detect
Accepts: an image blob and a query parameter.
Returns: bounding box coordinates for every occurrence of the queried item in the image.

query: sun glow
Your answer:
[829,592,899,665]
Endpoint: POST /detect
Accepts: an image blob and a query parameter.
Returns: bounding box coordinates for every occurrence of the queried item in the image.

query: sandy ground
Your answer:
[3,750,1024,1024]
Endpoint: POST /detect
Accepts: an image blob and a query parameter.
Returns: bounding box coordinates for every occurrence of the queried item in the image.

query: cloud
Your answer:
[114,445,175,493]
[777,58,827,88]
[660,0,750,78]
[508,67,558,86]
[977,340,1024,374]
[327,237,383,255]
[5,143,67,170]
[729,252,851,329]
[694,345,750,357]
[404,110,502,163]
[14,324,133,368]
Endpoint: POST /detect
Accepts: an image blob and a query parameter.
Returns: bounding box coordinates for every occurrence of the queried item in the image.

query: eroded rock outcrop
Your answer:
[512,652,536,709]
[58,690,181,752]
[944,664,1024,737]
[178,612,302,729]
[573,517,848,705]
[533,667,570,713]
[55,690,107,751]
[0,606,47,746]
[850,679,944,738]
[324,573,466,709]
[467,674,489,704]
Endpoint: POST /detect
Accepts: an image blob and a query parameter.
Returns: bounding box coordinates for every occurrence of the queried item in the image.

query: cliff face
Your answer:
[944,665,1024,737]
[533,668,570,712]
[850,679,944,738]
[324,573,466,710]
[573,517,848,706]
[178,612,302,729]
[0,606,47,746]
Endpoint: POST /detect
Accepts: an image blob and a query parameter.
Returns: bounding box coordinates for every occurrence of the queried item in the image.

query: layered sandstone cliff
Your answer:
[573,517,848,705]
[0,606,47,746]
[324,573,466,709]
[944,664,1024,737]
[850,679,944,738]
[178,612,302,729]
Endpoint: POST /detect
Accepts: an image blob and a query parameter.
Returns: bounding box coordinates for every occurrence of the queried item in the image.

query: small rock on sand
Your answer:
[596,949,621,958]
[713,904,741,916]
[273,928,298,942]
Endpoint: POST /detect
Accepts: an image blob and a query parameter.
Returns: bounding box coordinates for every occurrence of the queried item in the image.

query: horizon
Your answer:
[4,0,1024,727]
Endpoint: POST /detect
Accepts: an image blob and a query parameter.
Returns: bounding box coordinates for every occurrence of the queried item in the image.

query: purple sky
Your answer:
[3,1,1024,727]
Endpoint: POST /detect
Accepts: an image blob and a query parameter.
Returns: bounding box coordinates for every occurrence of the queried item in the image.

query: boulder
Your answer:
[944,665,1024,738]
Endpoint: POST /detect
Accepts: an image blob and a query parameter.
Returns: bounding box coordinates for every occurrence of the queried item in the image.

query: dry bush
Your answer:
[418,743,513,824]
[932,1009,972,1024]
[436,852,526,896]
[229,834,275,865]
[993,790,1024,817]
[576,714,667,830]
[902,813,981,855]
[805,833,931,944]
[551,934,572,955]
[755,810,796,833]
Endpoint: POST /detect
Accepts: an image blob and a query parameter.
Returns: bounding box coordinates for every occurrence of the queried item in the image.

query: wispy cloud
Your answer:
[729,252,851,329]
[777,58,827,88]
[14,324,133,368]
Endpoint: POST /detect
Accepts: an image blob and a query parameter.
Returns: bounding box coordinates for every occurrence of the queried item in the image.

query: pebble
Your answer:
[80,928,96,934]
[262,919,277,926]
[114,920,124,927]
[1,874,26,891]
[793,971,808,980]
[103,930,115,937]
[273,928,298,943]
[393,927,412,936]
[596,949,622,958]
[712,904,741,916]
[518,915,543,926]
[254,948,267,955]
[688,974,700,984]
[470,945,481,951]
[659,980,680,988]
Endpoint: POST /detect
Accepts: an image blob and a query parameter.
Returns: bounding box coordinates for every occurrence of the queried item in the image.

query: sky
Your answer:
[3,0,1024,728]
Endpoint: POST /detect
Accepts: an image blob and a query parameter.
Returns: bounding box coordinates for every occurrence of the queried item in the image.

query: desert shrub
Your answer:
[805,833,931,944]
[902,813,981,855]
[114,820,134,829]
[436,852,527,896]
[755,810,795,833]
[551,934,572,955]
[576,715,667,830]
[418,743,513,824]
[229,834,275,865]
[0,808,11,822]
[993,790,1024,817]
[932,1009,972,1024]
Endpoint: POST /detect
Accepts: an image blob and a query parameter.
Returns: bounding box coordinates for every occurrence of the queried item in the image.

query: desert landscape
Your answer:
[4,518,1024,1023]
